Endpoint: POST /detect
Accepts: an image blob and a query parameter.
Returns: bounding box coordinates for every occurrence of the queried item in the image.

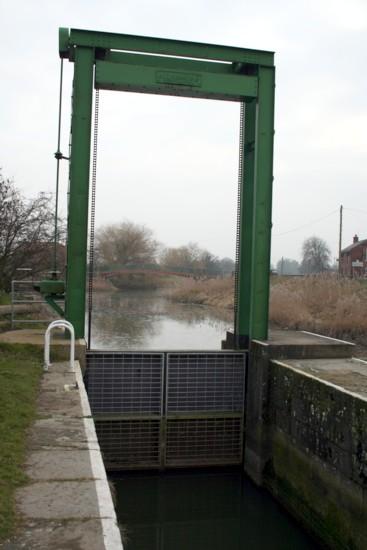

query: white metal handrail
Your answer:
[44,320,75,372]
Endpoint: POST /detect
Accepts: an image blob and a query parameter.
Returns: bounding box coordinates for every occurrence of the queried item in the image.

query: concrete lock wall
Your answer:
[244,333,367,550]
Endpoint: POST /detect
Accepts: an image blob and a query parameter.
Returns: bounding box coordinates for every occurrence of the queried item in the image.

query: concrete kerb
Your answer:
[74,362,124,550]
[271,357,367,404]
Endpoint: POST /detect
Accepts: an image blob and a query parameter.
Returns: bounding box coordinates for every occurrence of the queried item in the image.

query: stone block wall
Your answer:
[244,339,367,549]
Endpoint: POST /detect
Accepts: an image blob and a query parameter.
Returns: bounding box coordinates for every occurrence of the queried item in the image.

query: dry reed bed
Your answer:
[171,277,234,309]
[172,274,367,341]
[270,274,367,339]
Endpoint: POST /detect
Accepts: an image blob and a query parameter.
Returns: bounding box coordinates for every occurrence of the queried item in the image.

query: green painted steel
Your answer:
[64,28,274,66]
[59,27,275,344]
[39,280,65,295]
[106,51,240,75]
[236,99,257,342]
[95,60,257,101]
[45,295,64,317]
[65,47,94,339]
[250,66,276,340]
[59,28,69,58]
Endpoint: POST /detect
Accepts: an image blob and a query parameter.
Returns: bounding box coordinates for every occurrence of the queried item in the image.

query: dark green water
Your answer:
[113,470,320,550]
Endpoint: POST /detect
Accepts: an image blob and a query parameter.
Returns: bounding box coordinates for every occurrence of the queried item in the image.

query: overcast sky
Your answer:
[1,0,366,265]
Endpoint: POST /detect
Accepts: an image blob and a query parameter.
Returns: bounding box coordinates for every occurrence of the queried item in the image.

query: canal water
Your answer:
[90,289,232,350]
[90,290,320,549]
[112,470,318,550]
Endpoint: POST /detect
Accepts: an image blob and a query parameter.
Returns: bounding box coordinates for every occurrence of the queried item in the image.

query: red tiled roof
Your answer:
[341,239,367,254]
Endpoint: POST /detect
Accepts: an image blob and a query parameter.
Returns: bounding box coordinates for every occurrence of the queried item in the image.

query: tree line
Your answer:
[0,171,235,292]
[96,224,335,278]
[95,221,235,277]
[0,168,335,293]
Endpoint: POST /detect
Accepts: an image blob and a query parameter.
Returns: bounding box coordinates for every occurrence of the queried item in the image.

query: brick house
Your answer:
[340,235,367,278]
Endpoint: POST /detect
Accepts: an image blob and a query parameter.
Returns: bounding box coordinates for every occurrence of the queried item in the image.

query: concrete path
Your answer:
[0,305,42,316]
[2,362,123,550]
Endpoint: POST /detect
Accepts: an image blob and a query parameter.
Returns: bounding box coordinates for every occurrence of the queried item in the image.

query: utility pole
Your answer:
[338,205,343,276]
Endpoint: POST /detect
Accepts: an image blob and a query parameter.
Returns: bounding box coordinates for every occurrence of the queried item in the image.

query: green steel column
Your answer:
[65,46,94,338]
[236,99,256,347]
[250,66,275,340]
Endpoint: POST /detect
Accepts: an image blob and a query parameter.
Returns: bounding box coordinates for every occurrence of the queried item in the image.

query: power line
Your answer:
[344,207,367,215]
[273,208,339,237]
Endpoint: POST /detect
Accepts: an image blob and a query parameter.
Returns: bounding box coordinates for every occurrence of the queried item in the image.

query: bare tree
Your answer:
[301,236,331,274]
[95,221,158,268]
[160,244,196,272]
[0,171,62,291]
[160,242,220,275]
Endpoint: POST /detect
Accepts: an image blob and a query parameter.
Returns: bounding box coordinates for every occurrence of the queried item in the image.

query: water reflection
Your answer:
[90,290,232,350]
[113,470,319,550]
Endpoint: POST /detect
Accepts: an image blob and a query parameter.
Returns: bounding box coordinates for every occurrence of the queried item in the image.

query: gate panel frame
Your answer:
[86,350,246,470]
[165,352,246,467]
[86,351,165,469]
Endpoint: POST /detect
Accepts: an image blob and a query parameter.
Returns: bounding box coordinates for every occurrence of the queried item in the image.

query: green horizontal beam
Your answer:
[106,51,236,75]
[63,28,274,66]
[95,60,258,101]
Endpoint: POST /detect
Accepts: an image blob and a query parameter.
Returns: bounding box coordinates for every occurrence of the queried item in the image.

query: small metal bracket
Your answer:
[44,295,65,317]
[55,150,70,161]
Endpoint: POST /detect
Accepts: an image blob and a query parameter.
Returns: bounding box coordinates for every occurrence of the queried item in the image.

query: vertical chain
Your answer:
[53,58,64,274]
[87,89,99,349]
[234,102,245,340]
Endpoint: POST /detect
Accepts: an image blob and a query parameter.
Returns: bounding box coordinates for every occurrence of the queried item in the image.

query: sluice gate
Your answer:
[85,351,246,470]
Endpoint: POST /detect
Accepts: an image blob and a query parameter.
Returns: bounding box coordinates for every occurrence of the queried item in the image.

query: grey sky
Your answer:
[1,0,366,264]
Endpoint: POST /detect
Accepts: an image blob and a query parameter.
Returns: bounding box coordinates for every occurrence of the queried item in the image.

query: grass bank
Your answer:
[0,292,11,306]
[0,344,43,541]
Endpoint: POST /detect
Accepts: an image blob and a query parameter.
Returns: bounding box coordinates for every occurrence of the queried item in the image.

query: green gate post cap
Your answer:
[59,27,70,59]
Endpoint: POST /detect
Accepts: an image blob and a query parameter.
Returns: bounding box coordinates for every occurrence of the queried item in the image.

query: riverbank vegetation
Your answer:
[0,292,11,306]
[171,277,234,309]
[270,274,367,339]
[0,344,43,541]
[0,170,65,292]
[170,274,367,343]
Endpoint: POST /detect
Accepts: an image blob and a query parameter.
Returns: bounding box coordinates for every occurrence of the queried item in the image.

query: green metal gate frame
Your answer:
[59,27,275,344]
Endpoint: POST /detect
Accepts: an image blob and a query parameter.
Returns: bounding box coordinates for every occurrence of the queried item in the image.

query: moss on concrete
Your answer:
[266,428,366,549]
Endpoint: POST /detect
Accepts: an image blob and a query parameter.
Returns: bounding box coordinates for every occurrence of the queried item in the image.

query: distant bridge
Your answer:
[99,268,204,280]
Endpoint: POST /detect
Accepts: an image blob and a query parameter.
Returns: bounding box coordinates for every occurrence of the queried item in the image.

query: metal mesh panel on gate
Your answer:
[95,419,161,469]
[86,352,164,414]
[166,353,245,413]
[165,417,243,466]
[165,352,246,467]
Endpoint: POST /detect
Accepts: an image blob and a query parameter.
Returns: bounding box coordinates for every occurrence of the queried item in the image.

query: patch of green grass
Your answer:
[0,292,11,306]
[0,344,43,541]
